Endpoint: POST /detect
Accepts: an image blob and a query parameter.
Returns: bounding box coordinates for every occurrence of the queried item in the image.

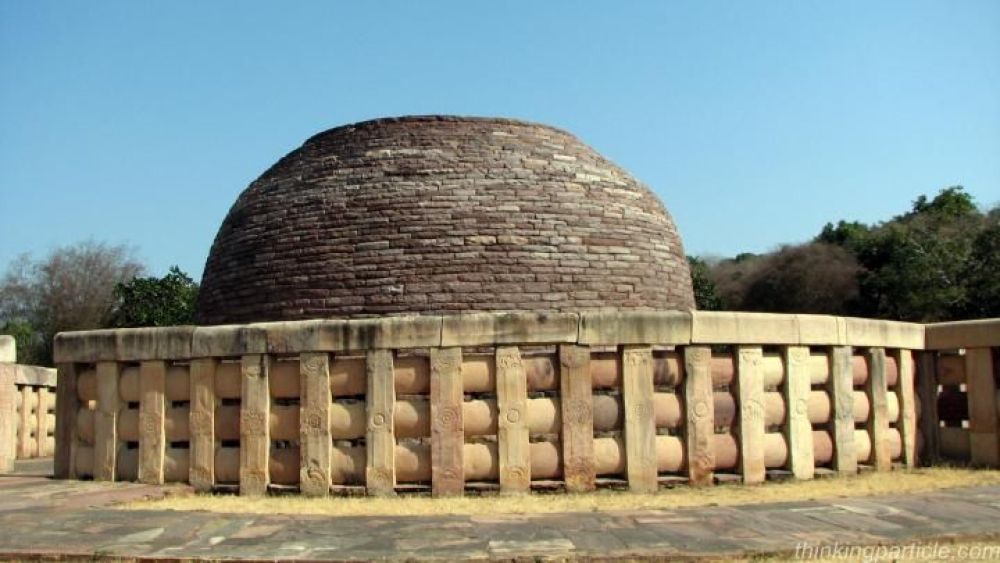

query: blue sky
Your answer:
[1,1,998,279]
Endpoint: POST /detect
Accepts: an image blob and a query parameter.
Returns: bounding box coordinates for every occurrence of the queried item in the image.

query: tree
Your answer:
[961,223,1000,318]
[0,241,144,365]
[687,256,722,311]
[704,186,997,321]
[739,243,861,315]
[851,187,984,321]
[110,266,199,328]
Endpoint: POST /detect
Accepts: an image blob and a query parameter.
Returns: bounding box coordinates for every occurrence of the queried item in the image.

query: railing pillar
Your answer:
[366,349,396,496]
[684,346,714,486]
[734,346,765,484]
[916,351,939,465]
[138,360,166,484]
[559,344,594,492]
[300,352,332,496]
[783,346,814,479]
[36,387,51,458]
[239,354,270,496]
[865,348,891,471]
[94,361,120,481]
[0,363,15,472]
[53,363,78,478]
[827,346,857,474]
[496,346,529,495]
[430,347,463,497]
[622,345,657,493]
[895,350,918,468]
[189,358,217,491]
[966,348,999,467]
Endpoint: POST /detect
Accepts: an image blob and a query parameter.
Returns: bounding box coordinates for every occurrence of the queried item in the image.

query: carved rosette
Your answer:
[189,410,212,436]
[189,466,212,486]
[240,469,267,493]
[741,399,764,424]
[795,398,808,415]
[240,410,267,437]
[686,346,711,364]
[563,456,594,485]
[244,363,262,378]
[301,354,326,376]
[503,406,523,426]
[497,350,521,371]
[501,465,529,486]
[435,406,461,432]
[563,399,592,425]
[139,411,162,439]
[366,466,394,491]
[300,407,328,436]
[632,401,653,420]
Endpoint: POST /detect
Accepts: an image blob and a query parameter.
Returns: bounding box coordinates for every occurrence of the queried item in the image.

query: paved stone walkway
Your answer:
[2,460,1000,561]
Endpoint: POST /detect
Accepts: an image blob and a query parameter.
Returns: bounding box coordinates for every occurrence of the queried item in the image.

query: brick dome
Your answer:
[195,116,694,324]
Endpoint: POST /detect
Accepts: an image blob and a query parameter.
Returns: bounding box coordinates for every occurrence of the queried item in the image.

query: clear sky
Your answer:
[1,1,998,279]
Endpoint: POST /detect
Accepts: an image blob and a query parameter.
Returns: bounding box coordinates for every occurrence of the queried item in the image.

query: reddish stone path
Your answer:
[2,460,1000,561]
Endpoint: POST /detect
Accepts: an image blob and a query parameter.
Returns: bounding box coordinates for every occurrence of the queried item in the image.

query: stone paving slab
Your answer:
[1,460,1000,561]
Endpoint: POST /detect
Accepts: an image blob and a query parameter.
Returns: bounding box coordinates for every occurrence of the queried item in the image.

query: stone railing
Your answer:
[1,336,58,472]
[923,319,1000,467]
[51,311,955,496]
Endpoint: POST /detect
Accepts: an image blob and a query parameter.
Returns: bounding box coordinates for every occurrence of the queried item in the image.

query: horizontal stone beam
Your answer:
[50,310,963,364]
[13,365,57,387]
[925,319,1000,350]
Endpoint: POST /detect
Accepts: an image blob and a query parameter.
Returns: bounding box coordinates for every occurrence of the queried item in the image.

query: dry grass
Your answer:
[124,467,1000,518]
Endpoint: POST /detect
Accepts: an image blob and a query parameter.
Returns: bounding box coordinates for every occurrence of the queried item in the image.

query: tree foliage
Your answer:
[0,241,144,365]
[110,266,199,328]
[698,186,999,321]
[687,256,722,311]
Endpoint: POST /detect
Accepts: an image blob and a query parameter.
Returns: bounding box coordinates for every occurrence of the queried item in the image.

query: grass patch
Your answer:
[124,467,1000,517]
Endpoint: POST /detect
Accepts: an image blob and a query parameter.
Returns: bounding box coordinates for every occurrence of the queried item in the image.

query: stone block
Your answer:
[578,310,691,345]
[53,330,118,363]
[115,326,194,361]
[925,319,1000,350]
[13,365,57,387]
[192,325,266,358]
[690,312,798,345]
[795,315,847,345]
[844,317,924,349]
[440,312,578,347]
[0,335,14,363]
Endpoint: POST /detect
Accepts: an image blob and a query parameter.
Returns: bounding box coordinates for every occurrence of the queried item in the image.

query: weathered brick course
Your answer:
[196,116,694,324]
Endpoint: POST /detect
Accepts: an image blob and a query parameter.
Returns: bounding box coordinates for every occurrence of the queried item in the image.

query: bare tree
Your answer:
[0,241,144,364]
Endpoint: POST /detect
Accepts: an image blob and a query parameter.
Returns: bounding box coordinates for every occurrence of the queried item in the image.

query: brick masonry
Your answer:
[195,115,694,324]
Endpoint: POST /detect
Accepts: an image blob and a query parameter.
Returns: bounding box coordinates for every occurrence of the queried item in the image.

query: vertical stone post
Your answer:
[622,345,657,493]
[865,348,891,471]
[365,349,396,496]
[0,363,15,472]
[240,354,270,496]
[559,344,594,492]
[684,346,714,486]
[916,351,939,465]
[895,350,918,468]
[36,387,51,458]
[94,362,120,481]
[496,346,529,495]
[783,346,814,479]
[18,386,32,459]
[54,363,79,478]
[734,346,765,484]
[300,352,332,496]
[138,361,166,484]
[189,358,217,491]
[827,346,857,474]
[966,348,999,467]
[430,347,463,497]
